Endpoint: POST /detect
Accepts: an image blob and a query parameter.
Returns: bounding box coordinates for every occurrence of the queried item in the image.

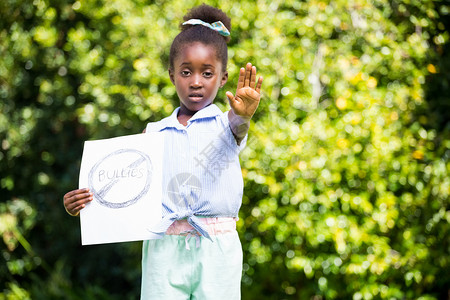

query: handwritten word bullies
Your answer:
[98,167,145,182]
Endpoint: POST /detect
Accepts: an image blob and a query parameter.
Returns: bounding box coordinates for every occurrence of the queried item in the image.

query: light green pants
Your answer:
[140,231,243,299]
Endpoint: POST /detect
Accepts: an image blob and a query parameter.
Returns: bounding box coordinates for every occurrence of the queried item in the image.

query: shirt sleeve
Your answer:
[221,111,248,153]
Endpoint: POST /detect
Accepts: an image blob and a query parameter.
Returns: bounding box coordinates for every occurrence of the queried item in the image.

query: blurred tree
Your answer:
[0,0,448,299]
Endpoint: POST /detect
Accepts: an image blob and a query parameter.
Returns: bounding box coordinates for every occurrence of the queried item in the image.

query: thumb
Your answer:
[226,91,235,103]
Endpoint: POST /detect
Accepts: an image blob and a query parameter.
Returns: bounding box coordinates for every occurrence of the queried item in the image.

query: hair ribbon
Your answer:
[182,19,230,37]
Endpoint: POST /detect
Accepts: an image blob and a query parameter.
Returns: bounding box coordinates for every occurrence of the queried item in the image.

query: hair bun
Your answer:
[181,4,231,43]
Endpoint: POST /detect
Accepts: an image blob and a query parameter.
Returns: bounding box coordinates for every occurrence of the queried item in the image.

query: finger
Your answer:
[227,91,241,109]
[67,202,87,216]
[66,194,92,208]
[64,188,89,200]
[65,204,81,216]
[255,76,263,94]
[250,66,257,89]
[237,67,245,90]
[65,207,79,216]
[66,197,92,214]
[73,203,87,213]
[244,63,252,87]
[226,91,235,102]
[64,191,93,206]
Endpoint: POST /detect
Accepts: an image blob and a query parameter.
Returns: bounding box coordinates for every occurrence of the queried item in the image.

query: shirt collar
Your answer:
[160,104,223,130]
[188,104,222,123]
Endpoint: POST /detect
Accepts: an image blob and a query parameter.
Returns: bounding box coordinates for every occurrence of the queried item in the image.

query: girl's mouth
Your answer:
[189,93,203,100]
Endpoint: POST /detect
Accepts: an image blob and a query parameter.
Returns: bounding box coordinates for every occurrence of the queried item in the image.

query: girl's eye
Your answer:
[181,71,191,76]
[203,72,213,78]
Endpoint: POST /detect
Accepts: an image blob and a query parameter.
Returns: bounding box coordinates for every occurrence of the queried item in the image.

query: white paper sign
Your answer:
[78,133,164,245]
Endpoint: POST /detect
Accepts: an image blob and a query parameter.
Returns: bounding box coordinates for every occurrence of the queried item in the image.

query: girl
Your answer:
[63,4,262,299]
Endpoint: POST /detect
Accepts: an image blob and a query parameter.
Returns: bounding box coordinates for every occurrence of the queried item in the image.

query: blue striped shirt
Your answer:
[145,104,247,240]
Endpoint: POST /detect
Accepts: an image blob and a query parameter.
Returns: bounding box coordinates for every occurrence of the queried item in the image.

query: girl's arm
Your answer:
[227,63,263,145]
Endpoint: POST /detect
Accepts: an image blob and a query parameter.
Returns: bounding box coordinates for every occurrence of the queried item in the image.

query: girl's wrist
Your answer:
[229,108,252,122]
[228,110,250,145]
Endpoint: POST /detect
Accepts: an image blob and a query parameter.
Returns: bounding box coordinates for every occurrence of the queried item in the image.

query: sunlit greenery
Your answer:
[1,0,449,299]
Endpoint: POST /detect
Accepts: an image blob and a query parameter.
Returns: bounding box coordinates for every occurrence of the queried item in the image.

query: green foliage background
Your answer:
[1,0,449,299]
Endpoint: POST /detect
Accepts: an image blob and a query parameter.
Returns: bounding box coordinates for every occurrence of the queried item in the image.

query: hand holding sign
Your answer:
[63,188,93,216]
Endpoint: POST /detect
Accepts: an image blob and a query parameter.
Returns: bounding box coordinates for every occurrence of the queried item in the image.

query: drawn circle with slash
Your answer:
[88,149,152,209]
[167,173,202,209]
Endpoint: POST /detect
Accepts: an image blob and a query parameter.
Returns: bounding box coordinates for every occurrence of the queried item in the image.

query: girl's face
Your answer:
[169,42,228,115]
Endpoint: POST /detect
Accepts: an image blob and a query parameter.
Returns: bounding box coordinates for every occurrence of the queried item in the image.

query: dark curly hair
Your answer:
[169,4,231,72]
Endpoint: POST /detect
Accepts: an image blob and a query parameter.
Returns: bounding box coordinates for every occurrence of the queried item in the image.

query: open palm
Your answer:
[227,63,263,119]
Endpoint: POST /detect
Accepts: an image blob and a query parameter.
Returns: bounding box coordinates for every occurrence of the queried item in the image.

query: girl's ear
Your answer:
[169,69,175,85]
[220,71,228,88]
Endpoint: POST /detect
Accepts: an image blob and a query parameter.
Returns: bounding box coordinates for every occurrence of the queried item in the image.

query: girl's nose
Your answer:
[190,74,202,88]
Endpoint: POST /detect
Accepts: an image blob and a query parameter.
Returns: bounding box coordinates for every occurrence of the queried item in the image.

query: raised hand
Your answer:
[226,62,263,119]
